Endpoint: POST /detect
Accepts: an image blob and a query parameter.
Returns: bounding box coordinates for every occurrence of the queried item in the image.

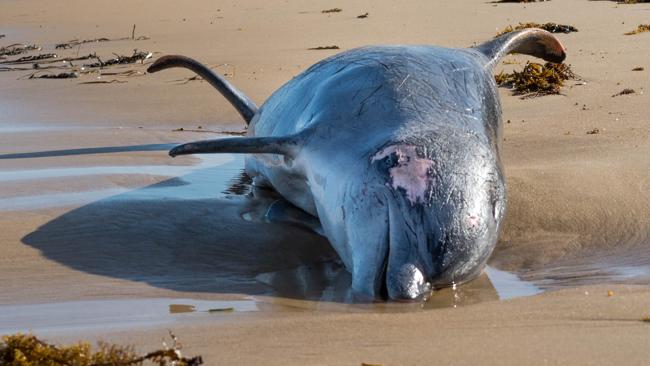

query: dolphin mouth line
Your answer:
[380,241,390,299]
[380,203,391,299]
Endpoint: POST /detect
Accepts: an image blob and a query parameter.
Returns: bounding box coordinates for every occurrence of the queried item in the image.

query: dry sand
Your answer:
[1,0,649,364]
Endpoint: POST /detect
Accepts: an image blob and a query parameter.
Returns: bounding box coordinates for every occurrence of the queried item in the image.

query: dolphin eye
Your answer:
[382,153,398,169]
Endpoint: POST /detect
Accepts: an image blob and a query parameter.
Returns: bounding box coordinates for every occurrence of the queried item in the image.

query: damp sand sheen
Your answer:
[1,0,650,365]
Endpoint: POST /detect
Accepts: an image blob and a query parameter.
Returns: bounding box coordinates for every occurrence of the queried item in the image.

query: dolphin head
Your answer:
[324,133,506,301]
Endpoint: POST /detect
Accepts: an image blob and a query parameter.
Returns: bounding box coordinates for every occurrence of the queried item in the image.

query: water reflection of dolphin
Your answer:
[255,264,502,310]
[149,29,566,300]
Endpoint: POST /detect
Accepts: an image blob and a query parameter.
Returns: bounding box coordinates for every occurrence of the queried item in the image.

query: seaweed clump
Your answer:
[83,50,152,68]
[624,24,650,35]
[612,88,635,97]
[308,45,340,50]
[497,22,578,36]
[0,333,203,366]
[495,62,576,97]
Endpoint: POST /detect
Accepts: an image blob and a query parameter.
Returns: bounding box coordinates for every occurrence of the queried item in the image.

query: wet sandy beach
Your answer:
[1,0,650,364]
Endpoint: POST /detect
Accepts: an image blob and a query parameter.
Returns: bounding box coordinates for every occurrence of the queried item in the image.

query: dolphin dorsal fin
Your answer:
[169,135,300,157]
[474,28,566,70]
[148,55,258,124]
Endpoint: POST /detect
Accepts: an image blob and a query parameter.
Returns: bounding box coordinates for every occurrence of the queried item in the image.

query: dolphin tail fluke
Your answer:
[169,135,299,158]
[474,29,566,70]
[147,55,258,124]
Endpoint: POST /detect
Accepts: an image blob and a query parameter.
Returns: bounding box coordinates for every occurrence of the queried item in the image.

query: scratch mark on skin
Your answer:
[396,74,410,90]
[372,145,435,205]
[358,85,383,116]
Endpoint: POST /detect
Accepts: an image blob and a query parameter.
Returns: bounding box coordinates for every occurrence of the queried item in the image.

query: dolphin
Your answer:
[147,29,566,300]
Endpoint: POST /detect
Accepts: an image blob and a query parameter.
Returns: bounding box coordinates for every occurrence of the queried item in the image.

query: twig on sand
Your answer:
[55,38,111,49]
[322,8,342,13]
[100,69,145,77]
[55,26,150,50]
[1,66,33,72]
[1,53,58,64]
[79,79,128,84]
[170,75,203,84]
[172,127,246,135]
[55,36,150,50]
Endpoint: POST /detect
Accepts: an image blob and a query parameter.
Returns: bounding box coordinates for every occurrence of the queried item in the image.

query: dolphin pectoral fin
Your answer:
[474,29,566,69]
[265,199,324,236]
[169,135,299,157]
[147,55,258,124]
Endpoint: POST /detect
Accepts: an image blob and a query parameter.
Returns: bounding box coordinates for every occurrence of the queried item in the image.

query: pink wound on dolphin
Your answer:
[372,145,434,205]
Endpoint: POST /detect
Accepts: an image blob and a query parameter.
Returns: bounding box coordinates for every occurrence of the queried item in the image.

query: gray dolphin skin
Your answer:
[148,29,566,300]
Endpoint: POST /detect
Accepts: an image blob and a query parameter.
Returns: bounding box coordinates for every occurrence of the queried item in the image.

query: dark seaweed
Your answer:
[55,35,149,49]
[497,22,578,36]
[612,88,635,97]
[0,44,40,57]
[28,72,78,79]
[1,53,57,64]
[308,45,340,50]
[83,50,152,68]
[55,38,111,49]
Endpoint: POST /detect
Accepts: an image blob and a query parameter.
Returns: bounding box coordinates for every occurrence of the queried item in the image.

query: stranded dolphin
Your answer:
[147,29,566,300]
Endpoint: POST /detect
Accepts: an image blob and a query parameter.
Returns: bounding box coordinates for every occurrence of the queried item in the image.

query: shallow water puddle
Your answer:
[484,266,543,300]
[520,254,650,290]
[0,154,246,210]
[252,263,542,311]
[0,126,80,133]
[0,298,258,335]
[0,269,541,336]
[0,155,234,182]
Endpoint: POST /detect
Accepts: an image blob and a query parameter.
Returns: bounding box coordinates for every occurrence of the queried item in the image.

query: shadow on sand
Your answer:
[0,144,177,160]
[20,155,348,300]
